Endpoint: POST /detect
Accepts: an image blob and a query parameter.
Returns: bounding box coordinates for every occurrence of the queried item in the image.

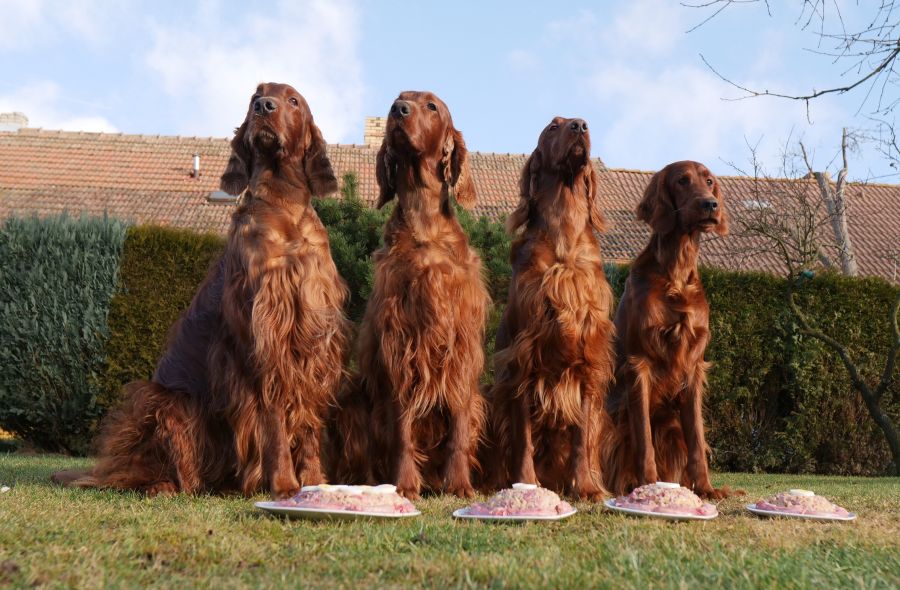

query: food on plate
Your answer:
[754,489,850,517]
[466,483,574,517]
[275,484,417,514]
[612,482,717,516]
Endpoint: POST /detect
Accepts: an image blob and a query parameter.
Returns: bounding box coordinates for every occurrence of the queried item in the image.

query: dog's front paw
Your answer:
[575,484,606,502]
[271,473,301,500]
[696,485,741,500]
[396,482,421,501]
[145,481,178,497]
[446,482,476,499]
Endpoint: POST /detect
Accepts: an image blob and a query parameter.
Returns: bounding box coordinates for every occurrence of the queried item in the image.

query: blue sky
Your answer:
[1,0,895,180]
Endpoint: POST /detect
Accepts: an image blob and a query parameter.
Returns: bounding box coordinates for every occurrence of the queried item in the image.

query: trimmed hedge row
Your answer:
[2,185,897,474]
[0,214,127,454]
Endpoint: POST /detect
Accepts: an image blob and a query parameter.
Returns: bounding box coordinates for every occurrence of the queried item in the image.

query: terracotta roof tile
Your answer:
[1,128,897,281]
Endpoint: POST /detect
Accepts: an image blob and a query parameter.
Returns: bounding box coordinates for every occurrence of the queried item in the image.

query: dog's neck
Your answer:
[390,158,456,244]
[641,231,701,288]
[530,170,591,258]
[248,155,312,219]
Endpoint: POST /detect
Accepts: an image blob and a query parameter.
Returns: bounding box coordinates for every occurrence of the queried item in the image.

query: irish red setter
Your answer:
[486,117,614,499]
[601,161,731,499]
[330,91,488,499]
[52,83,349,498]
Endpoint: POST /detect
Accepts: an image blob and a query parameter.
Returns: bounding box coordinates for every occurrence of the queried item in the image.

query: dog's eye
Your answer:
[289,97,299,106]
[706,178,714,186]
[549,124,559,130]
[678,176,690,186]
[426,102,437,111]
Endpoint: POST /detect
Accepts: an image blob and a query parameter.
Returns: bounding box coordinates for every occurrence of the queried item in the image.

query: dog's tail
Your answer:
[599,398,637,496]
[325,376,374,485]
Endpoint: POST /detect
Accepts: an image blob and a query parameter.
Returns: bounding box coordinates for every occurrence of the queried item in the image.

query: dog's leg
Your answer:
[511,395,538,485]
[571,385,605,501]
[628,361,659,485]
[263,406,300,499]
[443,400,475,498]
[156,395,203,494]
[394,402,422,500]
[679,364,728,499]
[296,424,326,488]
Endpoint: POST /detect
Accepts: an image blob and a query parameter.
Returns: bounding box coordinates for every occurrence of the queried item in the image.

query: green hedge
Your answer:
[100,225,225,412]
[0,214,127,454]
[4,179,897,475]
[701,269,898,475]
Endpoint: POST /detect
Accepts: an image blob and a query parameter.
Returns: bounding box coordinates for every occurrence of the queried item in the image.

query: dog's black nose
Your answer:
[570,119,588,133]
[700,199,718,212]
[253,97,278,115]
[390,100,411,118]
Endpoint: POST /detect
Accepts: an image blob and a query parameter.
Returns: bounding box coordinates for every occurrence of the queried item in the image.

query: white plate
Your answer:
[255,501,421,520]
[452,507,577,522]
[603,499,718,521]
[745,504,856,522]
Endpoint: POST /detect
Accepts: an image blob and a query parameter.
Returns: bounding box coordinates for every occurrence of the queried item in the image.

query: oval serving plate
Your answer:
[745,504,856,522]
[603,499,718,521]
[255,501,421,520]
[452,507,577,522]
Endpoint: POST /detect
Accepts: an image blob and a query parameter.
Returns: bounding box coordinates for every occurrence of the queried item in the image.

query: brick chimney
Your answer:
[0,112,28,132]
[364,116,386,147]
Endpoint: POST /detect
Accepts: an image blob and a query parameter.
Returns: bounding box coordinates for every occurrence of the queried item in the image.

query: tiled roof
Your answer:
[1,127,897,281]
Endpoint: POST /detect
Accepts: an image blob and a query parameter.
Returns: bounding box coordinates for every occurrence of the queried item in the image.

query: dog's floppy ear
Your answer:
[585,161,606,233]
[637,168,676,235]
[220,120,253,196]
[711,177,729,236]
[303,120,338,197]
[506,149,541,234]
[443,127,476,209]
[375,140,396,209]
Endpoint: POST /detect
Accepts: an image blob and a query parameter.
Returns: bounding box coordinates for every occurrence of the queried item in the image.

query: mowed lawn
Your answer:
[0,455,898,589]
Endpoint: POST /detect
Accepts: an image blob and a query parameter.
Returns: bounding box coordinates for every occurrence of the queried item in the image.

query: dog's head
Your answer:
[637,160,728,236]
[508,117,603,233]
[375,90,475,209]
[220,82,336,198]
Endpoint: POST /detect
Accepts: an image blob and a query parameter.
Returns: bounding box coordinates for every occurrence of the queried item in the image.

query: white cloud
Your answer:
[0,81,118,132]
[604,0,685,57]
[144,0,364,142]
[507,49,539,71]
[535,1,843,173]
[0,0,123,50]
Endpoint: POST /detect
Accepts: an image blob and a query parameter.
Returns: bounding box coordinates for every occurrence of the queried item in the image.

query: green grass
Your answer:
[1,456,898,589]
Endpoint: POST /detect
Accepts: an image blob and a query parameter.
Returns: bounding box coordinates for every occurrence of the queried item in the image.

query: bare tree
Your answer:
[727,134,900,474]
[800,128,859,276]
[686,1,900,170]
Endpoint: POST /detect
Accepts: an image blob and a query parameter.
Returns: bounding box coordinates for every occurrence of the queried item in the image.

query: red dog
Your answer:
[53,83,349,498]
[487,117,614,499]
[330,91,488,499]
[601,161,731,498]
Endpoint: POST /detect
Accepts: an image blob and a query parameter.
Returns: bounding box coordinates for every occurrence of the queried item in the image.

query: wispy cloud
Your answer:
[0,0,125,50]
[0,80,118,132]
[144,0,364,142]
[539,0,841,171]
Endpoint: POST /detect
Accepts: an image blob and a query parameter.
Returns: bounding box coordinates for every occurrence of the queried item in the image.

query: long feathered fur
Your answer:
[53,83,349,498]
[328,91,487,499]
[485,117,615,499]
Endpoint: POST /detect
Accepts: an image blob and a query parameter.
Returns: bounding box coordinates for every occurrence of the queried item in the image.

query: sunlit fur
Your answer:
[52,83,349,498]
[600,160,735,500]
[485,117,614,499]
[329,91,488,499]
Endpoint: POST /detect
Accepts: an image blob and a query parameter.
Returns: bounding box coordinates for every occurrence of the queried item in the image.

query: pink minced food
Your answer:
[467,484,574,517]
[614,483,717,517]
[755,490,849,517]
[276,484,417,514]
